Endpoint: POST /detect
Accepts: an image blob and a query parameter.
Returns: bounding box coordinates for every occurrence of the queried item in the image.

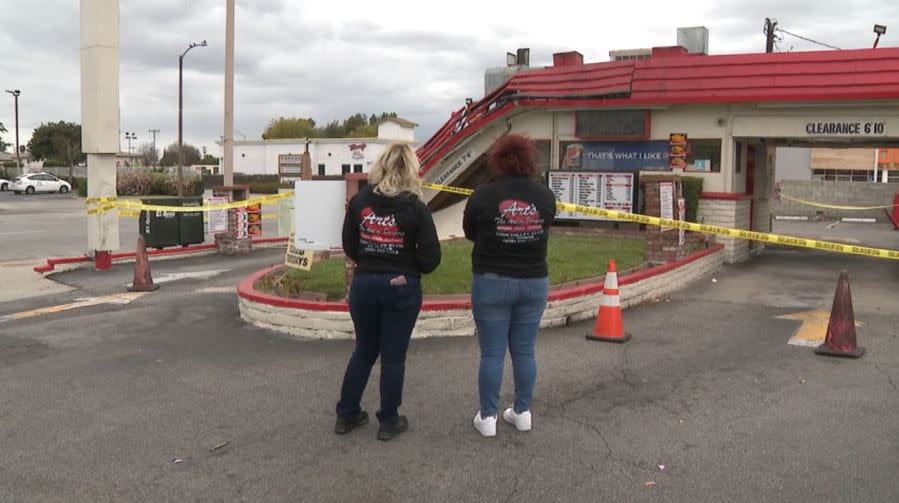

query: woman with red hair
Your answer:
[463,134,557,437]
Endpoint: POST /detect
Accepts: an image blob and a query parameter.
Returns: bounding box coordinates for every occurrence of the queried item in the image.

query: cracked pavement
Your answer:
[0,247,897,501]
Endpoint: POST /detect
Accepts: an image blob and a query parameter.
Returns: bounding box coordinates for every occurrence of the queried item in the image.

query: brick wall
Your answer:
[642,178,687,263]
[698,198,752,263]
[774,180,897,221]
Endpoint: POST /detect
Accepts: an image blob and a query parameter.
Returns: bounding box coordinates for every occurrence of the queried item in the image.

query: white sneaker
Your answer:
[502,407,532,431]
[473,412,497,437]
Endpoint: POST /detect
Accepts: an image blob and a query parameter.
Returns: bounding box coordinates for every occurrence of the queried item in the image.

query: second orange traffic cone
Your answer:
[586,259,630,343]
[815,270,864,358]
[128,235,159,292]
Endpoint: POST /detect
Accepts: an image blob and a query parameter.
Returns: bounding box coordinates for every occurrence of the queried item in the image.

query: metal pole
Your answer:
[223,0,235,186]
[13,92,20,170]
[874,148,880,183]
[178,53,184,196]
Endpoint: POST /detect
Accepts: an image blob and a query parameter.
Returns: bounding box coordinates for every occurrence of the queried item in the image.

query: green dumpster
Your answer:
[139,197,182,249]
[139,197,206,249]
[178,197,205,246]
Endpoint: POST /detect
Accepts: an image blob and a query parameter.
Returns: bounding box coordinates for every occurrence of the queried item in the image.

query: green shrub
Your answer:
[681,176,703,222]
[640,175,704,223]
[41,159,67,167]
[118,171,204,196]
[74,178,88,197]
[2,161,18,168]
[149,173,174,195]
[248,182,281,194]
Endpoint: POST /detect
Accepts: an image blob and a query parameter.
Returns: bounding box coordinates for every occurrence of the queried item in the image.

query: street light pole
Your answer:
[178,40,207,196]
[5,90,21,170]
[125,131,136,159]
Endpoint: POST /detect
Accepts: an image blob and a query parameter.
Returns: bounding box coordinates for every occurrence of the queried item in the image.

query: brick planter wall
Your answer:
[698,195,752,263]
[237,244,725,340]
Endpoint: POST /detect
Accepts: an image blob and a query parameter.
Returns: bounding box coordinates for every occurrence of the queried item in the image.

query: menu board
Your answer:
[549,172,634,221]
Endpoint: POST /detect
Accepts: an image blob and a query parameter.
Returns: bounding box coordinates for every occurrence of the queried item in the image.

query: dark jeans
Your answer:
[336,272,422,423]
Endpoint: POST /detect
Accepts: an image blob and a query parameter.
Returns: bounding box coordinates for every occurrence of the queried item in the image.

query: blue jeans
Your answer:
[337,273,422,423]
[472,273,550,417]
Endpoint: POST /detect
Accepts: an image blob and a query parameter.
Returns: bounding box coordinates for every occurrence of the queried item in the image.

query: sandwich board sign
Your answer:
[285,232,314,271]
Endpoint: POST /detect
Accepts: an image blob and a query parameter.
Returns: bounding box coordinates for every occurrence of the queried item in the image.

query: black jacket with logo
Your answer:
[342,185,441,277]
[463,176,557,278]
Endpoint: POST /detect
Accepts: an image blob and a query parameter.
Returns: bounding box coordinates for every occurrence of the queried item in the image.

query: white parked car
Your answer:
[0,178,9,191]
[11,173,72,195]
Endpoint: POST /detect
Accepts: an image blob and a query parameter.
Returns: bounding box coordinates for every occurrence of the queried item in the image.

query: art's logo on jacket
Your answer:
[360,207,405,252]
[499,200,539,223]
[495,199,544,244]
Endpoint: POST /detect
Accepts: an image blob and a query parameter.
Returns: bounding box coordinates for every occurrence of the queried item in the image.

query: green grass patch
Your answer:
[257,234,646,300]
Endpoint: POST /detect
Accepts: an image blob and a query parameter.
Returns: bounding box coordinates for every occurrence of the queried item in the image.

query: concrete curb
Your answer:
[33,237,290,274]
[238,244,726,340]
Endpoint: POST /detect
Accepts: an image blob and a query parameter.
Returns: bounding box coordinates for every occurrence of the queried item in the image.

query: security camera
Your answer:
[716,117,726,126]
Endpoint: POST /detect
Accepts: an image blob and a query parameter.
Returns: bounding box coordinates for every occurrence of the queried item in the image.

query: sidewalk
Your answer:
[0,260,74,303]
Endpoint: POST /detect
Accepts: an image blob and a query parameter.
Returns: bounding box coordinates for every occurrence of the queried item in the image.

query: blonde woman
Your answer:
[335,143,442,441]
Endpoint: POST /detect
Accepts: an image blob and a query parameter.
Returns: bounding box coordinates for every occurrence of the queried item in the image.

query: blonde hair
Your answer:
[368,143,422,198]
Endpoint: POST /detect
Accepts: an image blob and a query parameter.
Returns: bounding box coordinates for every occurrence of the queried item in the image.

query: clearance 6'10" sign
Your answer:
[806,121,887,136]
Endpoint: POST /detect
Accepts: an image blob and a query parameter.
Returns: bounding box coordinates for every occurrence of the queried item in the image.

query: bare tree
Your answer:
[137,142,158,169]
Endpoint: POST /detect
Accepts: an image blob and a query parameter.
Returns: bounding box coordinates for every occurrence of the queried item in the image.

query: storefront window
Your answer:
[812,169,874,182]
[353,164,363,173]
[317,164,325,176]
[341,164,350,175]
[687,140,721,173]
[535,141,551,173]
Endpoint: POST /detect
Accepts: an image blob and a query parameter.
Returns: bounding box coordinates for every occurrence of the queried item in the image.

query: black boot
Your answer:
[335,411,369,435]
[377,416,409,441]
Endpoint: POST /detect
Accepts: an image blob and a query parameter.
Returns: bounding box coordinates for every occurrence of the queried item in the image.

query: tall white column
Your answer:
[223,0,235,186]
[81,0,120,256]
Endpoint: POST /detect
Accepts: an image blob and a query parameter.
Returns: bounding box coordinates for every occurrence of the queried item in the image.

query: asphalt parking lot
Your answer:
[0,245,896,502]
[0,190,280,262]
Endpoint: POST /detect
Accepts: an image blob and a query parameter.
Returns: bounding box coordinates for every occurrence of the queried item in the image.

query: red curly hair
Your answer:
[488,134,538,177]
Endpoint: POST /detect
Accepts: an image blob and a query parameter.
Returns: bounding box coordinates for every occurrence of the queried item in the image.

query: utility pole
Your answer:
[765,18,778,53]
[149,128,159,167]
[223,0,235,186]
[4,89,21,170]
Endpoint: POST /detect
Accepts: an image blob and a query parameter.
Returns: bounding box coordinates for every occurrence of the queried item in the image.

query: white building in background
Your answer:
[219,118,418,179]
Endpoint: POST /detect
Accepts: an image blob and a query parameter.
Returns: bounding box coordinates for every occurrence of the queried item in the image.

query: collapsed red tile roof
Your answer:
[418,47,899,174]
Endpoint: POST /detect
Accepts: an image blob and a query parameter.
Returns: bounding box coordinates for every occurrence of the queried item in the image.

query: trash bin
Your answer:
[139,197,206,249]
[178,197,205,246]
[140,197,182,249]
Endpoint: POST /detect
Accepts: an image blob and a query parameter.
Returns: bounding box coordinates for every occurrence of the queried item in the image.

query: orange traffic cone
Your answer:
[815,270,864,358]
[128,236,159,292]
[586,259,631,343]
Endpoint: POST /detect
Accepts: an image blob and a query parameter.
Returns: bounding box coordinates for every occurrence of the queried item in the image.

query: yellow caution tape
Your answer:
[780,193,899,211]
[85,192,293,214]
[85,196,117,204]
[423,183,899,261]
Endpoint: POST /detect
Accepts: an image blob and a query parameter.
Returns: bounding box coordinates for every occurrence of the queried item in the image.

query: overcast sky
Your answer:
[1,0,896,156]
